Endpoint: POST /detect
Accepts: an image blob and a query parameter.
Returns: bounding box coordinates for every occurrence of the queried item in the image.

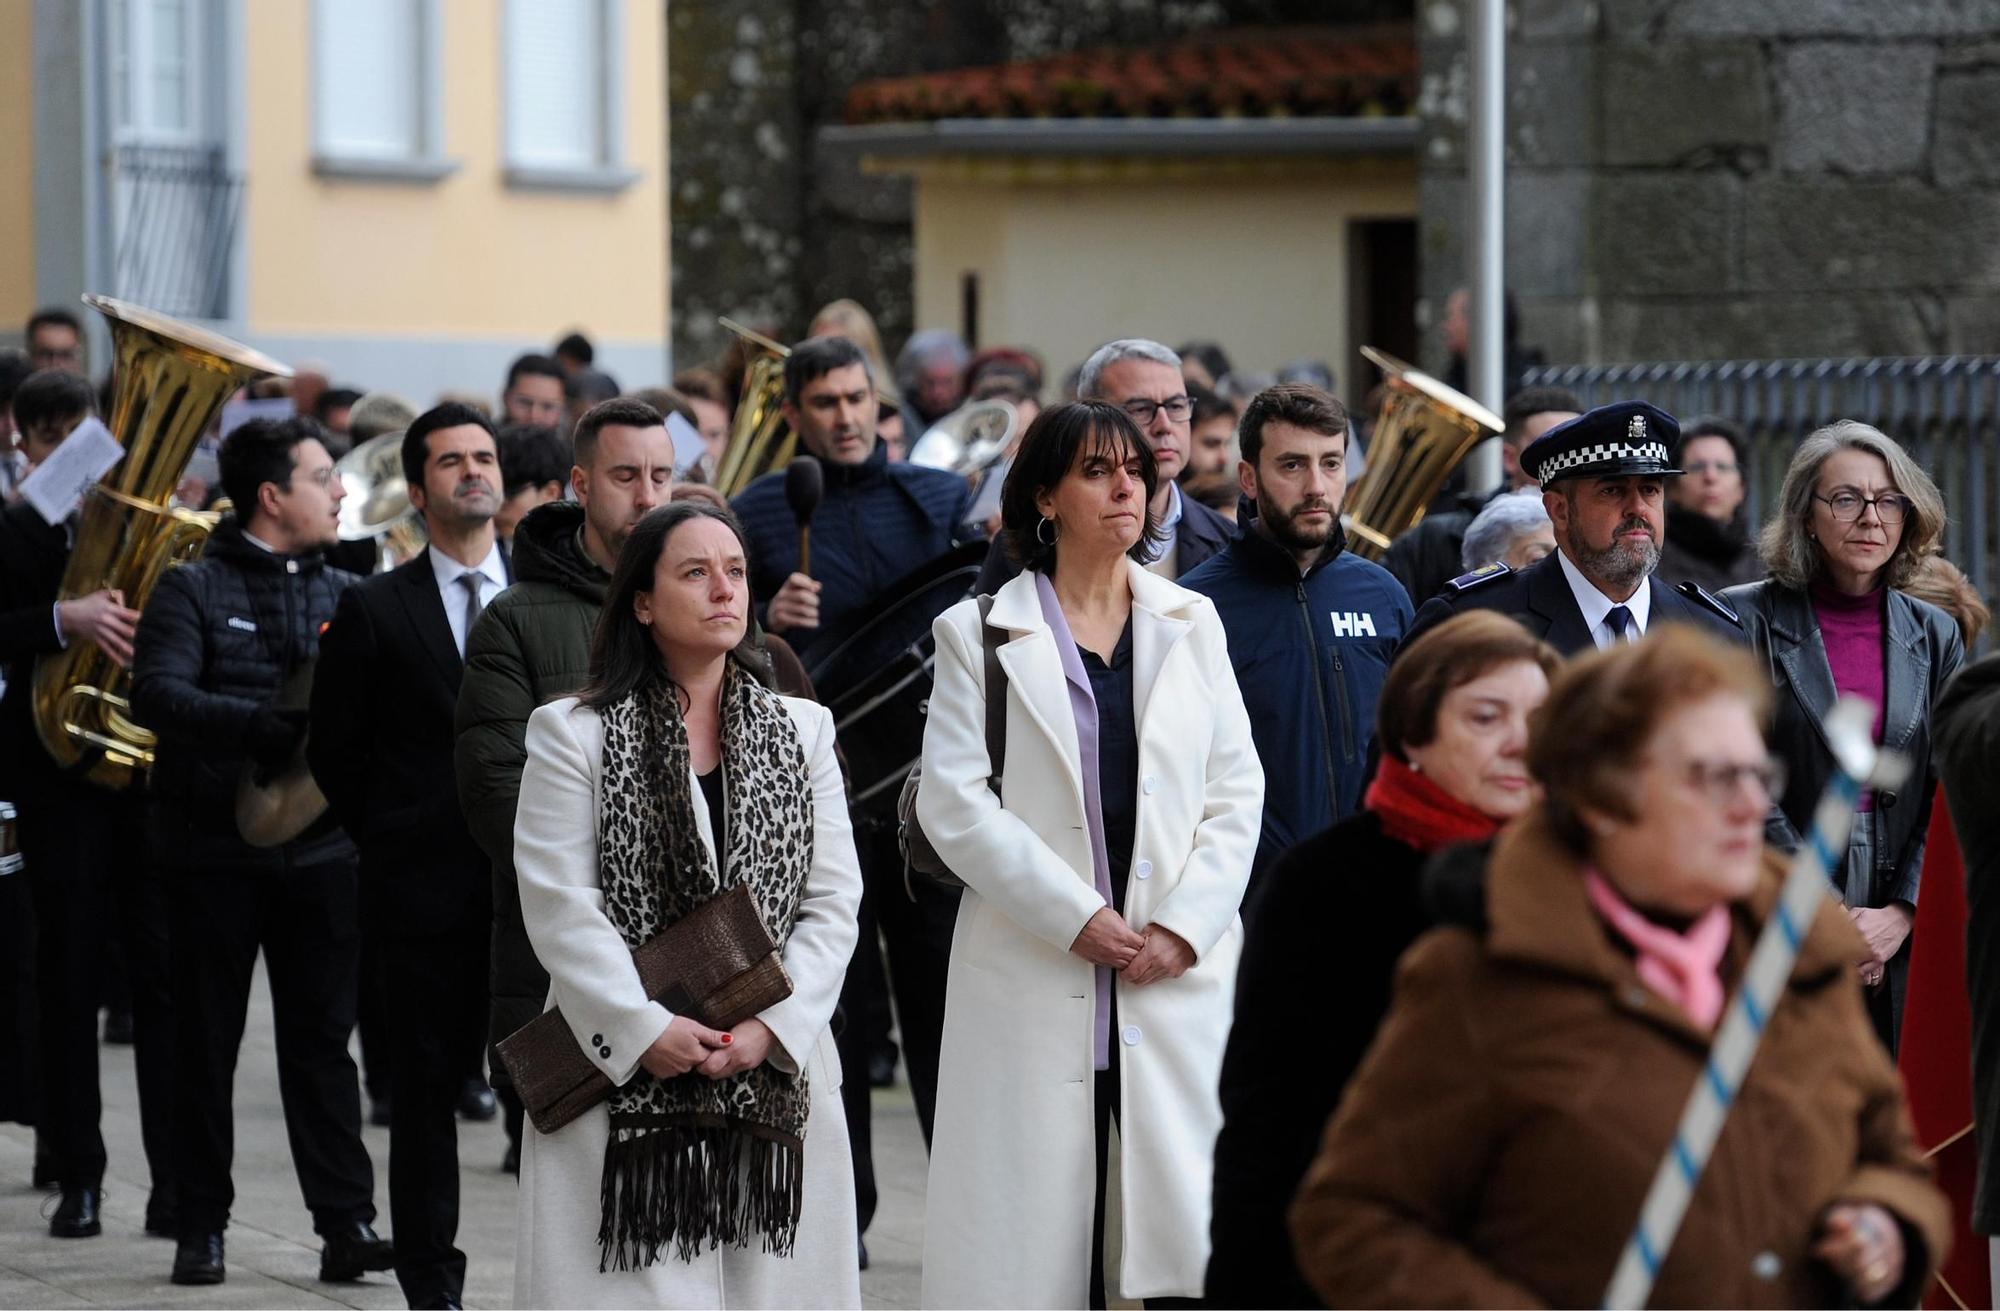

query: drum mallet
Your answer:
[785,455,823,576]
[1602,695,1910,1310]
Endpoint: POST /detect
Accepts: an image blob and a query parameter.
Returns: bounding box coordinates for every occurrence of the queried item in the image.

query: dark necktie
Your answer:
[1605,604,1635,644]
[457,571,484,656]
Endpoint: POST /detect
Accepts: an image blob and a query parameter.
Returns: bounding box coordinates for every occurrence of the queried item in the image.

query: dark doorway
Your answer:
[1346,218,1418,416]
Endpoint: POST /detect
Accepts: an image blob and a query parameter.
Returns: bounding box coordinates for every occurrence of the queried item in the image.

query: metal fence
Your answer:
[110,144,242,321]
[1520,356,2000,612]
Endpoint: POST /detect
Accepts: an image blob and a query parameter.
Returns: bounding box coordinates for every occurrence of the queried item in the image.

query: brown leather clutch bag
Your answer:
[497,883,794,1135]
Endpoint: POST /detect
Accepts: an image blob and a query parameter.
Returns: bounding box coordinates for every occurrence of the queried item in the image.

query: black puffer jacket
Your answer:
[130,517,358,872]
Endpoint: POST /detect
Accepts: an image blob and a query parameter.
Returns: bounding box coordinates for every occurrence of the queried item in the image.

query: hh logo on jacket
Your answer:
[1328,611,1378,638]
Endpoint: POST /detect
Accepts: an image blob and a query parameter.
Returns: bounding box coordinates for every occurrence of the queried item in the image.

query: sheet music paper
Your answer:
[666,410,708,475]
[19,417,124,525]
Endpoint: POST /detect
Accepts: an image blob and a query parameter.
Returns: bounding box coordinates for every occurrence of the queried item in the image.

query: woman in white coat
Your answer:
[510,501,862,1310]
[917,400,1264,1308]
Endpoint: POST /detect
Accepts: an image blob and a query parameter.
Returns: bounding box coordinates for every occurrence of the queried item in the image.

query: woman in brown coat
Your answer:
[1289,626,1949,1309]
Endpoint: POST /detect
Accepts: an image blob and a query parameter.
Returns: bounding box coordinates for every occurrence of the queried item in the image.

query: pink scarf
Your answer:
[1584,870,1731,1029]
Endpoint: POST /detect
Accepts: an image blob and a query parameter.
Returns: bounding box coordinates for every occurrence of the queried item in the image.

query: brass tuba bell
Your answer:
[1341,346,1506,561]
[32,295,289,789]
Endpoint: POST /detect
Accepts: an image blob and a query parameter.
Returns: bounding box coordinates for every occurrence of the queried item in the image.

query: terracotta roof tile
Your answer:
[843,25,1416,126]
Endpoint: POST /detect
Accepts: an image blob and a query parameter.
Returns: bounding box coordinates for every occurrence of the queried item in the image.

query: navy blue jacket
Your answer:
[732,442,972,661]
[1180,522,1413,889]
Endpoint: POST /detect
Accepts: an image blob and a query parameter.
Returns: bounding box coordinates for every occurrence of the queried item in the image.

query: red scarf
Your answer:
[1364,755,1502,853]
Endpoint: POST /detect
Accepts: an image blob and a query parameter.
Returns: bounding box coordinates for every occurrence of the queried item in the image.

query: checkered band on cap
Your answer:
[1534,440,1672,487]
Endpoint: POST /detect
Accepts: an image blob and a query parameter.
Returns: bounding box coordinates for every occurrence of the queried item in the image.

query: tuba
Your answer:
[33,295,289,789]
[1341,346,1506,561]
[710,317,796,497]
[334,429,427,571]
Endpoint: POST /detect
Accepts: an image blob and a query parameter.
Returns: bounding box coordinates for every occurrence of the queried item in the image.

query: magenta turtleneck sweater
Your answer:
[1811,578,1887,809]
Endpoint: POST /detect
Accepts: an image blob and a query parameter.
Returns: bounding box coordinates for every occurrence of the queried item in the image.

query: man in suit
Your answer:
[131,416,388,1287]
[0,371,174,1239]
[1400,400,1744,656]
[972,337,1234,593]
[310,401,508,1311]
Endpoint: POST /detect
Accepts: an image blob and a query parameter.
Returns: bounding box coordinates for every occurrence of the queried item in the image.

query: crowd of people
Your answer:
[0,292,1991,1311]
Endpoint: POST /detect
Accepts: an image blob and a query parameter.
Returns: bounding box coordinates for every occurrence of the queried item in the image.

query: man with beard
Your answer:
[1180,384,1413,895]
[309,402,509,1310]
[973,338,1235,592]
[1400,400,1743,656]
[131,417,390,1287]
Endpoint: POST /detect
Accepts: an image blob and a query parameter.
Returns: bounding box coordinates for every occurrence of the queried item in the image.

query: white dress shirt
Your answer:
[1556,548,1653,649]
[430,540,507,657]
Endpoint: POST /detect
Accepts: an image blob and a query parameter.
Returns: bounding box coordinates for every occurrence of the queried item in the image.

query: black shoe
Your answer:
[502,1139,520,1175]
[368,1095,393,1128]
[48,1187,102,1238]
[318,1220,394,1281]
[102,1008,135,1045]
[416,1295,463,1309]
[31,1133,57,1190]
[867,1049,898,1088]
[144,1192,178,1239]
[456,1077,497,1121]
[858,1237,869,1271]
[171,1232,225,1285]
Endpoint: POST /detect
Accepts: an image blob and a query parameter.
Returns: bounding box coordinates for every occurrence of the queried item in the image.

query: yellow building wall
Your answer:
[0,0,36,328]
[242,0,667,342]
[912,159,1416,384]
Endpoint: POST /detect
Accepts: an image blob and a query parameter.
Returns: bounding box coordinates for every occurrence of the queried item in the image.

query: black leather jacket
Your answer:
[1720,577,1964,907]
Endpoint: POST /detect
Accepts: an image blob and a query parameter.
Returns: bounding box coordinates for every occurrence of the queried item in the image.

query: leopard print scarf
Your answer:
[594,665,813,1269]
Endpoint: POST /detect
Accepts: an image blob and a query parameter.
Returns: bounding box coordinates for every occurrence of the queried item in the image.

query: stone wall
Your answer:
[669,0,1412,371]
[1417,0,2000,372]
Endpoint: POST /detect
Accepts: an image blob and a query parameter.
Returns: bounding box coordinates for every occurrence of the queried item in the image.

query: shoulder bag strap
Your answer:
[977,593,1006,797]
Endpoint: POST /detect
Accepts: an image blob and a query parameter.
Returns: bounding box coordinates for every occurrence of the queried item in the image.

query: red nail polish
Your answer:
[719,1033,733,1044]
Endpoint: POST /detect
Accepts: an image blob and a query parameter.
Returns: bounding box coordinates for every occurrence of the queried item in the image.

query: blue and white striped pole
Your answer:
[1602,697,1909,1310]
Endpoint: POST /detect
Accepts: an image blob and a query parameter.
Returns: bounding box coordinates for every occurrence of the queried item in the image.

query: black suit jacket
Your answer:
[0,503,73,801]
[971,491,1236,594]
[1400,551,1745,658]
[308,546,510,936]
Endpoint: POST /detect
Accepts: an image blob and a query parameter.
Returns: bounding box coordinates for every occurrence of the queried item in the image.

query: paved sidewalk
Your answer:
[0,962,926,1309]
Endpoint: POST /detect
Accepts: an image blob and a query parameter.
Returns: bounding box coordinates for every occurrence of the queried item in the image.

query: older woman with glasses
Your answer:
[1290,626,1949,1308]
[1721,422,1963,1053]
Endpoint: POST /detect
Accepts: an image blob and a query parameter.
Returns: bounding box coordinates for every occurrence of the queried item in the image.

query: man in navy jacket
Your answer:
[1181,384,1413,897]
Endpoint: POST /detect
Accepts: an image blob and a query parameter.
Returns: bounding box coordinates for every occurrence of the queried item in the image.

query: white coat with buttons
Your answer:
[508,695,863,1309]
[916,563,1264,1307]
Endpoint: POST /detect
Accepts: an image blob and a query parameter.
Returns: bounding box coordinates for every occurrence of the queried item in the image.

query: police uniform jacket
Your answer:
[1400,550,1743,658]
[1180,521,1411,889]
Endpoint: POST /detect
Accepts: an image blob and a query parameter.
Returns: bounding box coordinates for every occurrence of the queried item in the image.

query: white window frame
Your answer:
[500,0,640,193]
[109,0,209,146]
[309,0,458,182]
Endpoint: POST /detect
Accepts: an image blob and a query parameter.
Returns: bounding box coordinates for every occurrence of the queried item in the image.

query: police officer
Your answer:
[1180,383,1412,896]
[1400,400,1741,656]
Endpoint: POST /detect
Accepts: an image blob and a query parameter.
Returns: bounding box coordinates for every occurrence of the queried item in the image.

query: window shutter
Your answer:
[316,0,422,158]
[505,0,604,168]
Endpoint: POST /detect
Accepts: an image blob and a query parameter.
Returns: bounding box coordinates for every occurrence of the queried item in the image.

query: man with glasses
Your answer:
[973,337,1235,592]
[1400,400,1745,657]
[26,308,84,374]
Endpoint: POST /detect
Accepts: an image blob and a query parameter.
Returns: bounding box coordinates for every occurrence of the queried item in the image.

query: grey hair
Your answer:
[894,330,969,395]
[1077,339,1181,400]
[1462,488,1553,571]
[1758,420,1946,590]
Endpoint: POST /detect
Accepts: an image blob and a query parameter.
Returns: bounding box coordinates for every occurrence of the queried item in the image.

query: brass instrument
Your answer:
[334,430,427,571]
[34,295,289,789]
[907,399,1018,481]
[235,661,326,847]
[1341,345,1506,561]
[711,318,796,497]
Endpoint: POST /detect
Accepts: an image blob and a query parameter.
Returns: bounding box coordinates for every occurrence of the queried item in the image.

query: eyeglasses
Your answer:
[1683,459,1737,477]
[1814,490,1911,524]
[1678,756,1786,806]
[303,466,339,488]
[1121,395,1194,425]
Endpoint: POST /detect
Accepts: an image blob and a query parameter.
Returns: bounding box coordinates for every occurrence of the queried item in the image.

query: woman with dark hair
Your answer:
[1290,627,1949,1308]
[1722,421,1964,1052]
[1206,611,1559,1307]
[1657,416,1764,592]
[509,501,862,1307]
[916,401,1263,1307]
